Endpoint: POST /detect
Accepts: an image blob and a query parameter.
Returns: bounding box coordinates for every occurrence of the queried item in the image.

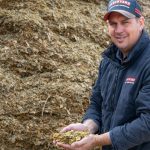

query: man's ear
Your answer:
[139,16,145,31]
[106,20,112,37]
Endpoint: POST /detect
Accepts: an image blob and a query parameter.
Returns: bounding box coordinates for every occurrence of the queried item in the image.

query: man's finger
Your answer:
[56,142,73,150]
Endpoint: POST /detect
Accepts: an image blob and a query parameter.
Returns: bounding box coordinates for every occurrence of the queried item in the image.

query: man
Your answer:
[54,0,150,149]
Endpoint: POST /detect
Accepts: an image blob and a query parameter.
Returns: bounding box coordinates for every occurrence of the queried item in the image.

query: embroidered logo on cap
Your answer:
[109,0,131,9]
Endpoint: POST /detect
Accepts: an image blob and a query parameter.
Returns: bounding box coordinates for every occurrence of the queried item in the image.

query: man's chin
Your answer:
[116,45,125,49]
[116,44,128,52]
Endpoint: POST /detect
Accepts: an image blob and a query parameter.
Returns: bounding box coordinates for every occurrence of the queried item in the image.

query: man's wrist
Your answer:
[94,132,112,146]
[83,119,99,134]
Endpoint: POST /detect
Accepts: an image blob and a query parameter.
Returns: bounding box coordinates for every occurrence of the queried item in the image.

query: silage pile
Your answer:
[0,0,149,149]
[0,0,108,149]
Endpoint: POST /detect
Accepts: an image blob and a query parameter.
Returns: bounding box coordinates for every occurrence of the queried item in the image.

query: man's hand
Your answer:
[60,119,99,134]
[60,123,89,133]
[56,134,99,150]
[55,132,111,150]
[53,120,99,149]
[53,120,111,149]
[53,123,89,148]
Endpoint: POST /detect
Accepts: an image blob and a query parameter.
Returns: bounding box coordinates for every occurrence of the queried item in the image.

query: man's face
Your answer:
[107,12,144,55]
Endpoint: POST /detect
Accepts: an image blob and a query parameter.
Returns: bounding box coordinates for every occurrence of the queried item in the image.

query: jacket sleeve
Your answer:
[110,65,150,150]
[82,60,104,133]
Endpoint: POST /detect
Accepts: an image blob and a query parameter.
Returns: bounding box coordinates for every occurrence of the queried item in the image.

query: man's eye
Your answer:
[109,23,116,26]
[123,21,129,24]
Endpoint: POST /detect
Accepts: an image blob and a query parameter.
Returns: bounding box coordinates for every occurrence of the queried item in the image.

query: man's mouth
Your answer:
[115,36,127,42]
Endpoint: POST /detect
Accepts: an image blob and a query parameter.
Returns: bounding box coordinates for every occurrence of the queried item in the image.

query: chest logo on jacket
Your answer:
[125,77,136,84]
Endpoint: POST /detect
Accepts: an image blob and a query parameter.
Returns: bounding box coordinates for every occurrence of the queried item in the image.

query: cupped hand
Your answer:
[53,123,90,149]
[60,123,89,133]
[56,134,98,150]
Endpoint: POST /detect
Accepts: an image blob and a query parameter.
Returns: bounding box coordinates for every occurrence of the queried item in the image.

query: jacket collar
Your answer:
[102,30,150,66]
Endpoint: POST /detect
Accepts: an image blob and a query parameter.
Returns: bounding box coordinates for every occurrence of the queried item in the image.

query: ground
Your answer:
[0,0,149,149]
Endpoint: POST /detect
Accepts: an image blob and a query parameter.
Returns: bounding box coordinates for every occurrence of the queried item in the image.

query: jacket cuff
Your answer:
[109,126,136,150]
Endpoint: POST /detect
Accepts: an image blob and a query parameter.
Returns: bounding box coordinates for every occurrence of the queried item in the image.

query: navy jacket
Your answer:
[83,30,150,150]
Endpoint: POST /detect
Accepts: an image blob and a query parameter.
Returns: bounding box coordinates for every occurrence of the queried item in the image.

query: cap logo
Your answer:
[109,0,131,8]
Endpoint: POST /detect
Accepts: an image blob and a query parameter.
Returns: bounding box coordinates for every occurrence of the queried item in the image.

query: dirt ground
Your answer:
[0,0,149,149]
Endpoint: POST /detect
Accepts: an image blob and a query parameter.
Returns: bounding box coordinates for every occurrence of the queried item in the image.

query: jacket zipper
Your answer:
[109,67,120,128]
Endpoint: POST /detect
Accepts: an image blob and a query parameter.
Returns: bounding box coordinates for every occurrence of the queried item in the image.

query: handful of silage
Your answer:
[53,130,89,144]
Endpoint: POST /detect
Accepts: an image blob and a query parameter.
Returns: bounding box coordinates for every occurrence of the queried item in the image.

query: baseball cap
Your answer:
[104,0,142,21]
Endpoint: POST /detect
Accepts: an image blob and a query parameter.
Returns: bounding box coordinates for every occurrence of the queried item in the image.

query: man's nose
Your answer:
[115,24,124,33]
